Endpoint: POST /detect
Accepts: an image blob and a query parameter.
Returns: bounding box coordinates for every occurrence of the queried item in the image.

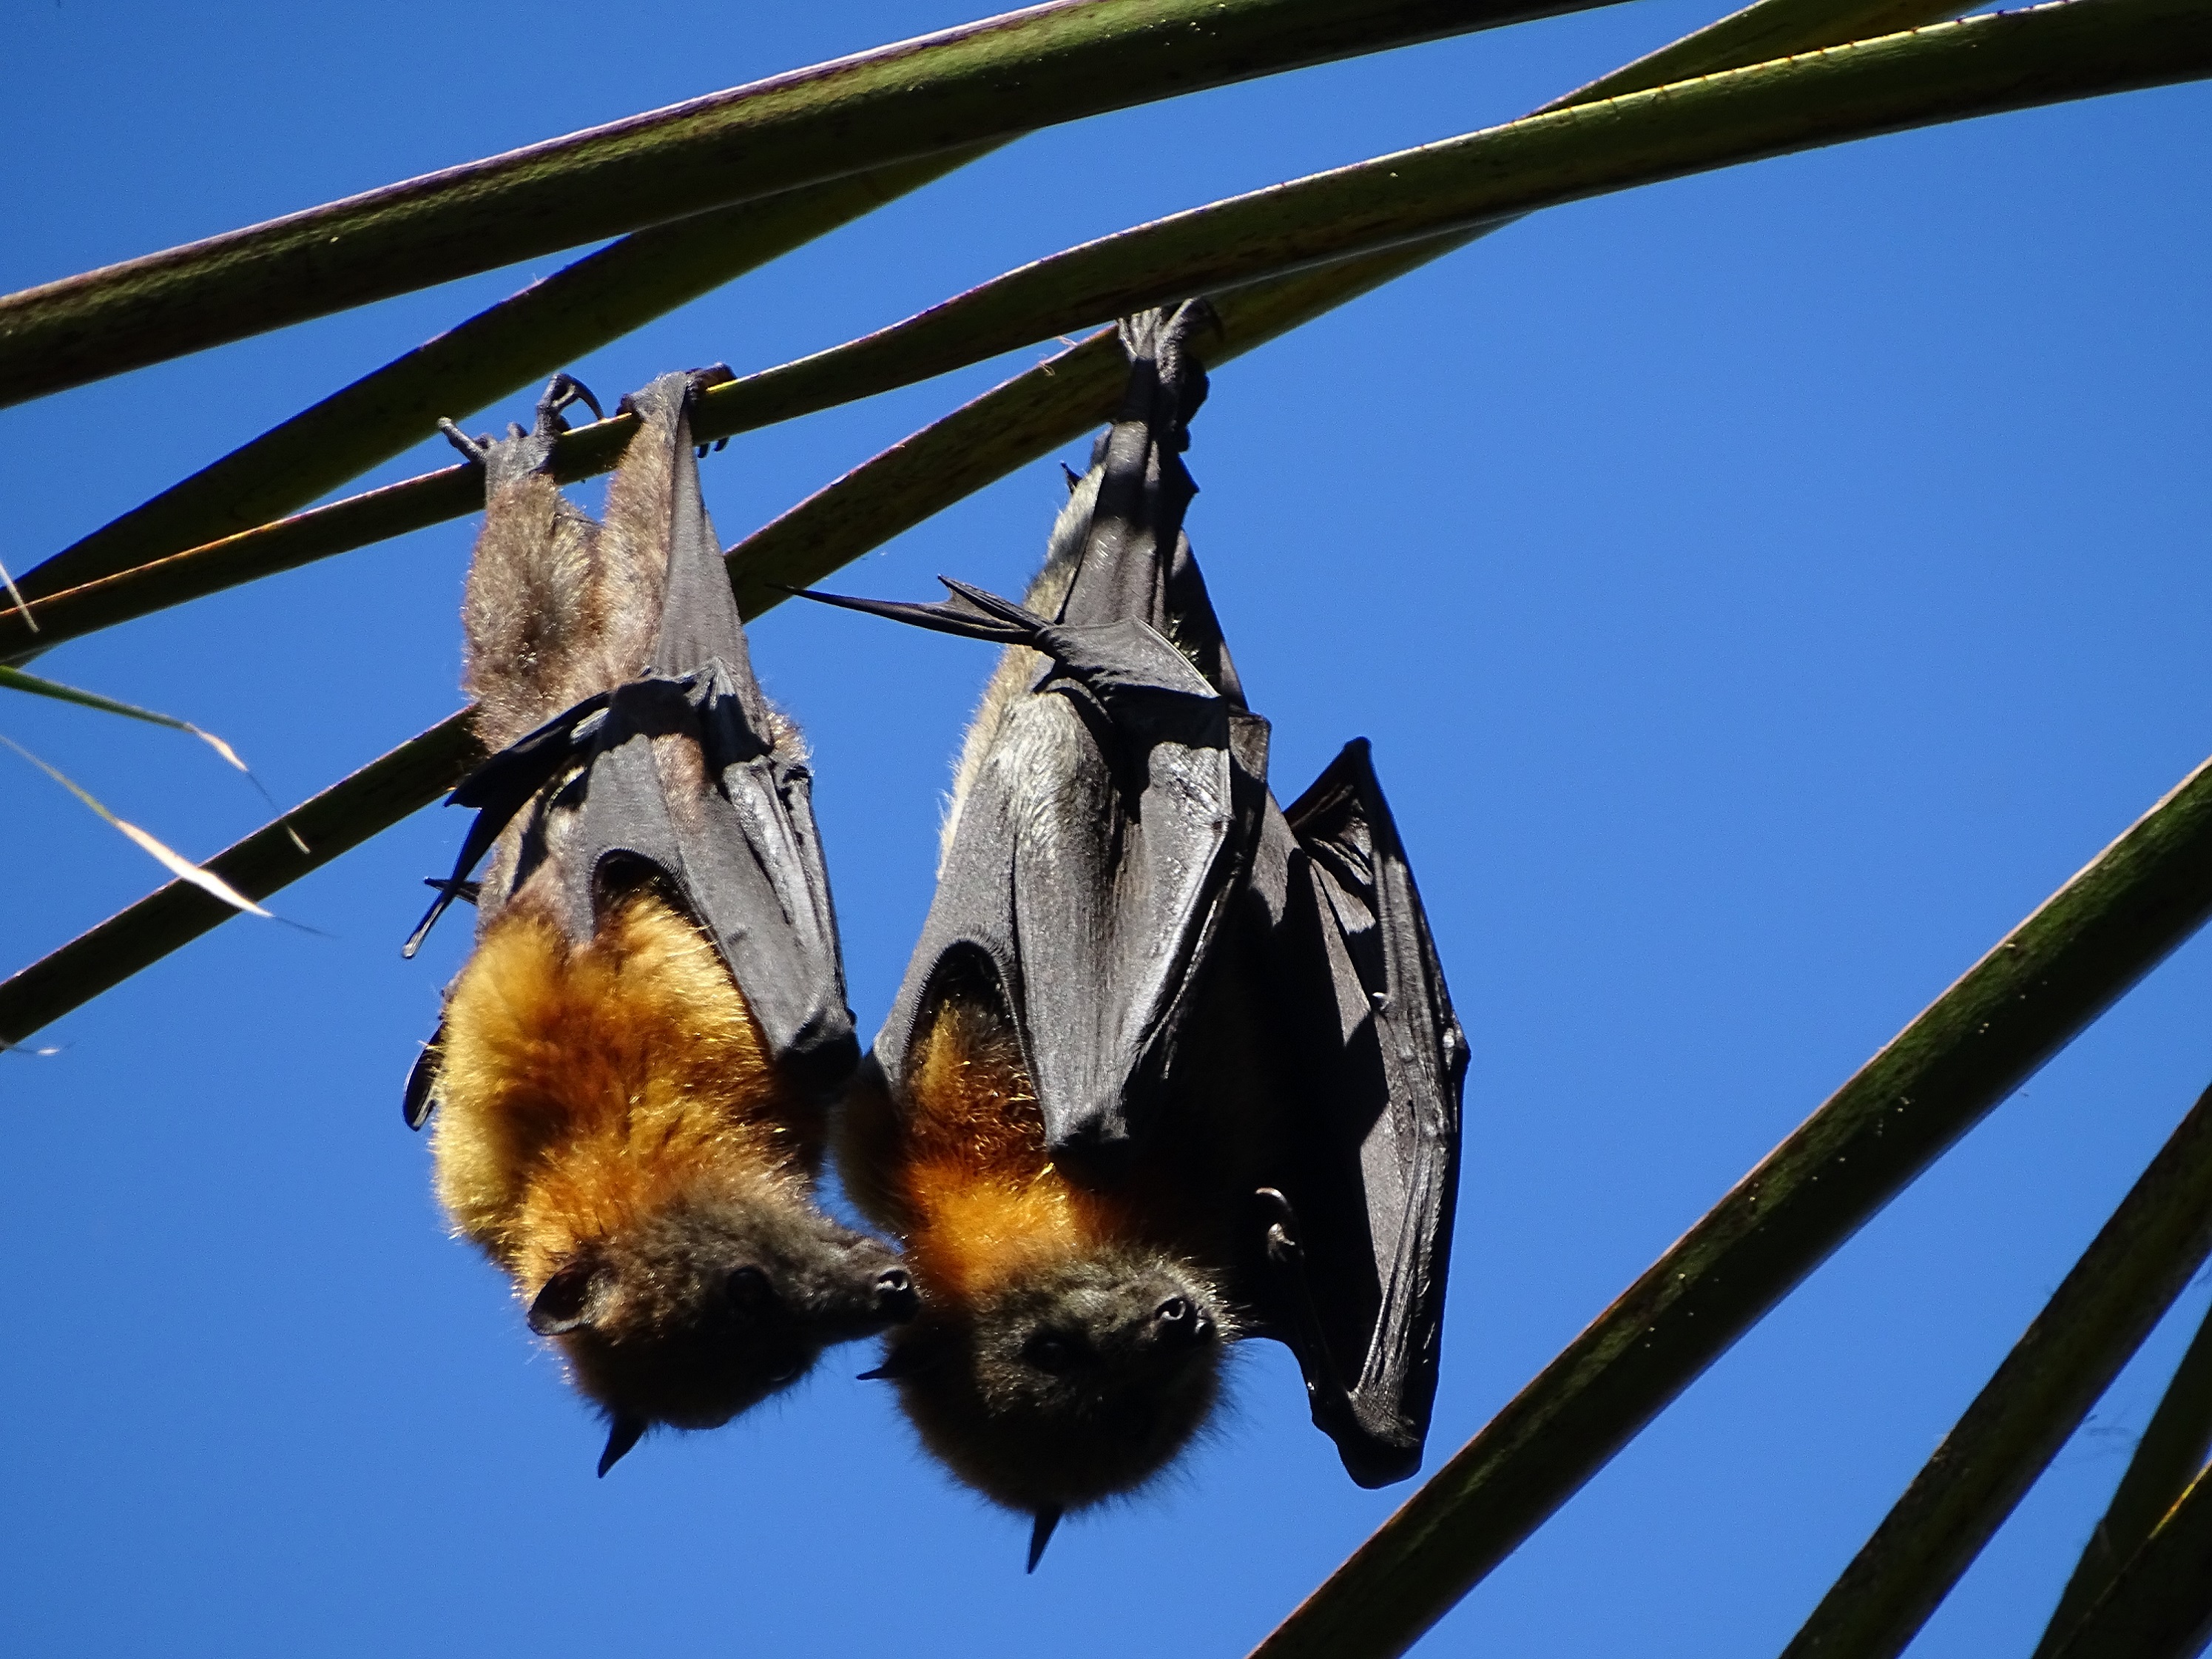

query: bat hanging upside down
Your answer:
[806,302,1467,1569]
[402,369,915,1475]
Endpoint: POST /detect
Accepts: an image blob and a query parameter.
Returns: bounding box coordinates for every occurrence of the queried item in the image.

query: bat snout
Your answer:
[1150,1293,1216,1350]
[873,1266,920,1324]
[787,1227,919,1336]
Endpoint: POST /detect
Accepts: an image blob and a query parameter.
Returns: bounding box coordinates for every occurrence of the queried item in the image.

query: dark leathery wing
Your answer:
[808,300,1466,1492]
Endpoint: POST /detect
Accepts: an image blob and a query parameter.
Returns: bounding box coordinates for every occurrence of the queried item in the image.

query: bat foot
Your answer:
[437,417,489,463]
[535,373,603,433]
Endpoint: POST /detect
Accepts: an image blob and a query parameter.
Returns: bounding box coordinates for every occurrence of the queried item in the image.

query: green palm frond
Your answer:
[0,0,1579,408]
[1780,1077,2212,1659]
[0,662,252,772]
[2037,1299,2212,1655]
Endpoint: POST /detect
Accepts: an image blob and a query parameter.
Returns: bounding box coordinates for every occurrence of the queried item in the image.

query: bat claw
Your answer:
[597,1413,647,1478]
[1026,1507,1062,1573]
[437,417,489,463]
[536,373,604,432]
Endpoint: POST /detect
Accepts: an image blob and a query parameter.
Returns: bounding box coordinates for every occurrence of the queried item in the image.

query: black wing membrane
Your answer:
[813,301,1466,1483]
[837,300,1268,1158]
[1255,739,1467,1487]
[405,369,857,1120]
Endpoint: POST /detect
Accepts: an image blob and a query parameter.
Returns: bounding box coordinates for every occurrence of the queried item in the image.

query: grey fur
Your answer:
[888,1248,1233,1514]
[548,1186,914,1433]
[938,462,1097,868]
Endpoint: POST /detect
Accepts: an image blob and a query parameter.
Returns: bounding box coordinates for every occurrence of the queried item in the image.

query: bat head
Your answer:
[876,1245,1232,1515]
[525,1183,917,1462]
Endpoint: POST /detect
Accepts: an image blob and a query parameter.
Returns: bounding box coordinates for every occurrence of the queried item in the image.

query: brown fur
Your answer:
[434,885,903,1432]
[849,990,1235,1517]
[433,886,813,1286]
[582,410,675,692]
[459,414,678,756]
[430,390,908,1453]
[461,474,604,753]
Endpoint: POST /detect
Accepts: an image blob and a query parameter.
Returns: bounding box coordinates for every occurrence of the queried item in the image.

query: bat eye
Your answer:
[1021,1330,1080,1374]
[727,1265,778,1312]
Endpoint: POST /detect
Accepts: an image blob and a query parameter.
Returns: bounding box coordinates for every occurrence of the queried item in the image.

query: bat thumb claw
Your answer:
[1026,1507,1062,1574]
[597,1414,647,1478]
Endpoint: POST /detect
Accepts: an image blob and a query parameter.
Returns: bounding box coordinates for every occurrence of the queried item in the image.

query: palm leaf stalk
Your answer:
[18,147,997,600]
[1776,1075,2212,1659]
[1240,754,2212,1659]
[0,0,2182,1021]
[0,0,1602,408]
[2034,1296,2212,1658]
[2045,1461,2212,1659]
[6,0,1974,625]
[682,0,2211,451]
[9,0,2199,658]
[0,713,482,1046]
[714,0,1983,604]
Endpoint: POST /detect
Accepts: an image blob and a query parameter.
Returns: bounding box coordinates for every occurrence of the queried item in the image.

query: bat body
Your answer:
[406,371,914,1474]
[813,304,1466,1564]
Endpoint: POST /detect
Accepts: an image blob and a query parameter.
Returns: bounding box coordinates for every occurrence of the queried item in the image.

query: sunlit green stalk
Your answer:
[1778,1076,2212,1659]
[0,713,482,1043]
[0,0,1598,407]
[2034,1297,2212,1658]
[2046,1461,2212,1659]
[19,148,996,599]
[11,0,2189,655]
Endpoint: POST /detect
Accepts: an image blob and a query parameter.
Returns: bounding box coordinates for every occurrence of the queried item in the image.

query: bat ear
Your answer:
[597,1413,648,1478]
[527,1259,610,1336]
[1026,1507,1064,1574]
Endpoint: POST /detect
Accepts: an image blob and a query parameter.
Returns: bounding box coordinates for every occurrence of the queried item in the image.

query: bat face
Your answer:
[815,303,1465,1558]
[885,1248,1230,1516]
[410,371,902,1470]
[843,979,1238,1524]
[530,1187,914,1433]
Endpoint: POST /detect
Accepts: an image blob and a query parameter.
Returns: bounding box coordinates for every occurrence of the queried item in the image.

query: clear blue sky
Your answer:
[4,3,2208,1655]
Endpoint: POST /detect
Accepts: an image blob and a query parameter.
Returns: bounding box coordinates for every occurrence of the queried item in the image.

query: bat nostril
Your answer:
[874,1268,919,1322]
[1153,1296,1215,1348]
